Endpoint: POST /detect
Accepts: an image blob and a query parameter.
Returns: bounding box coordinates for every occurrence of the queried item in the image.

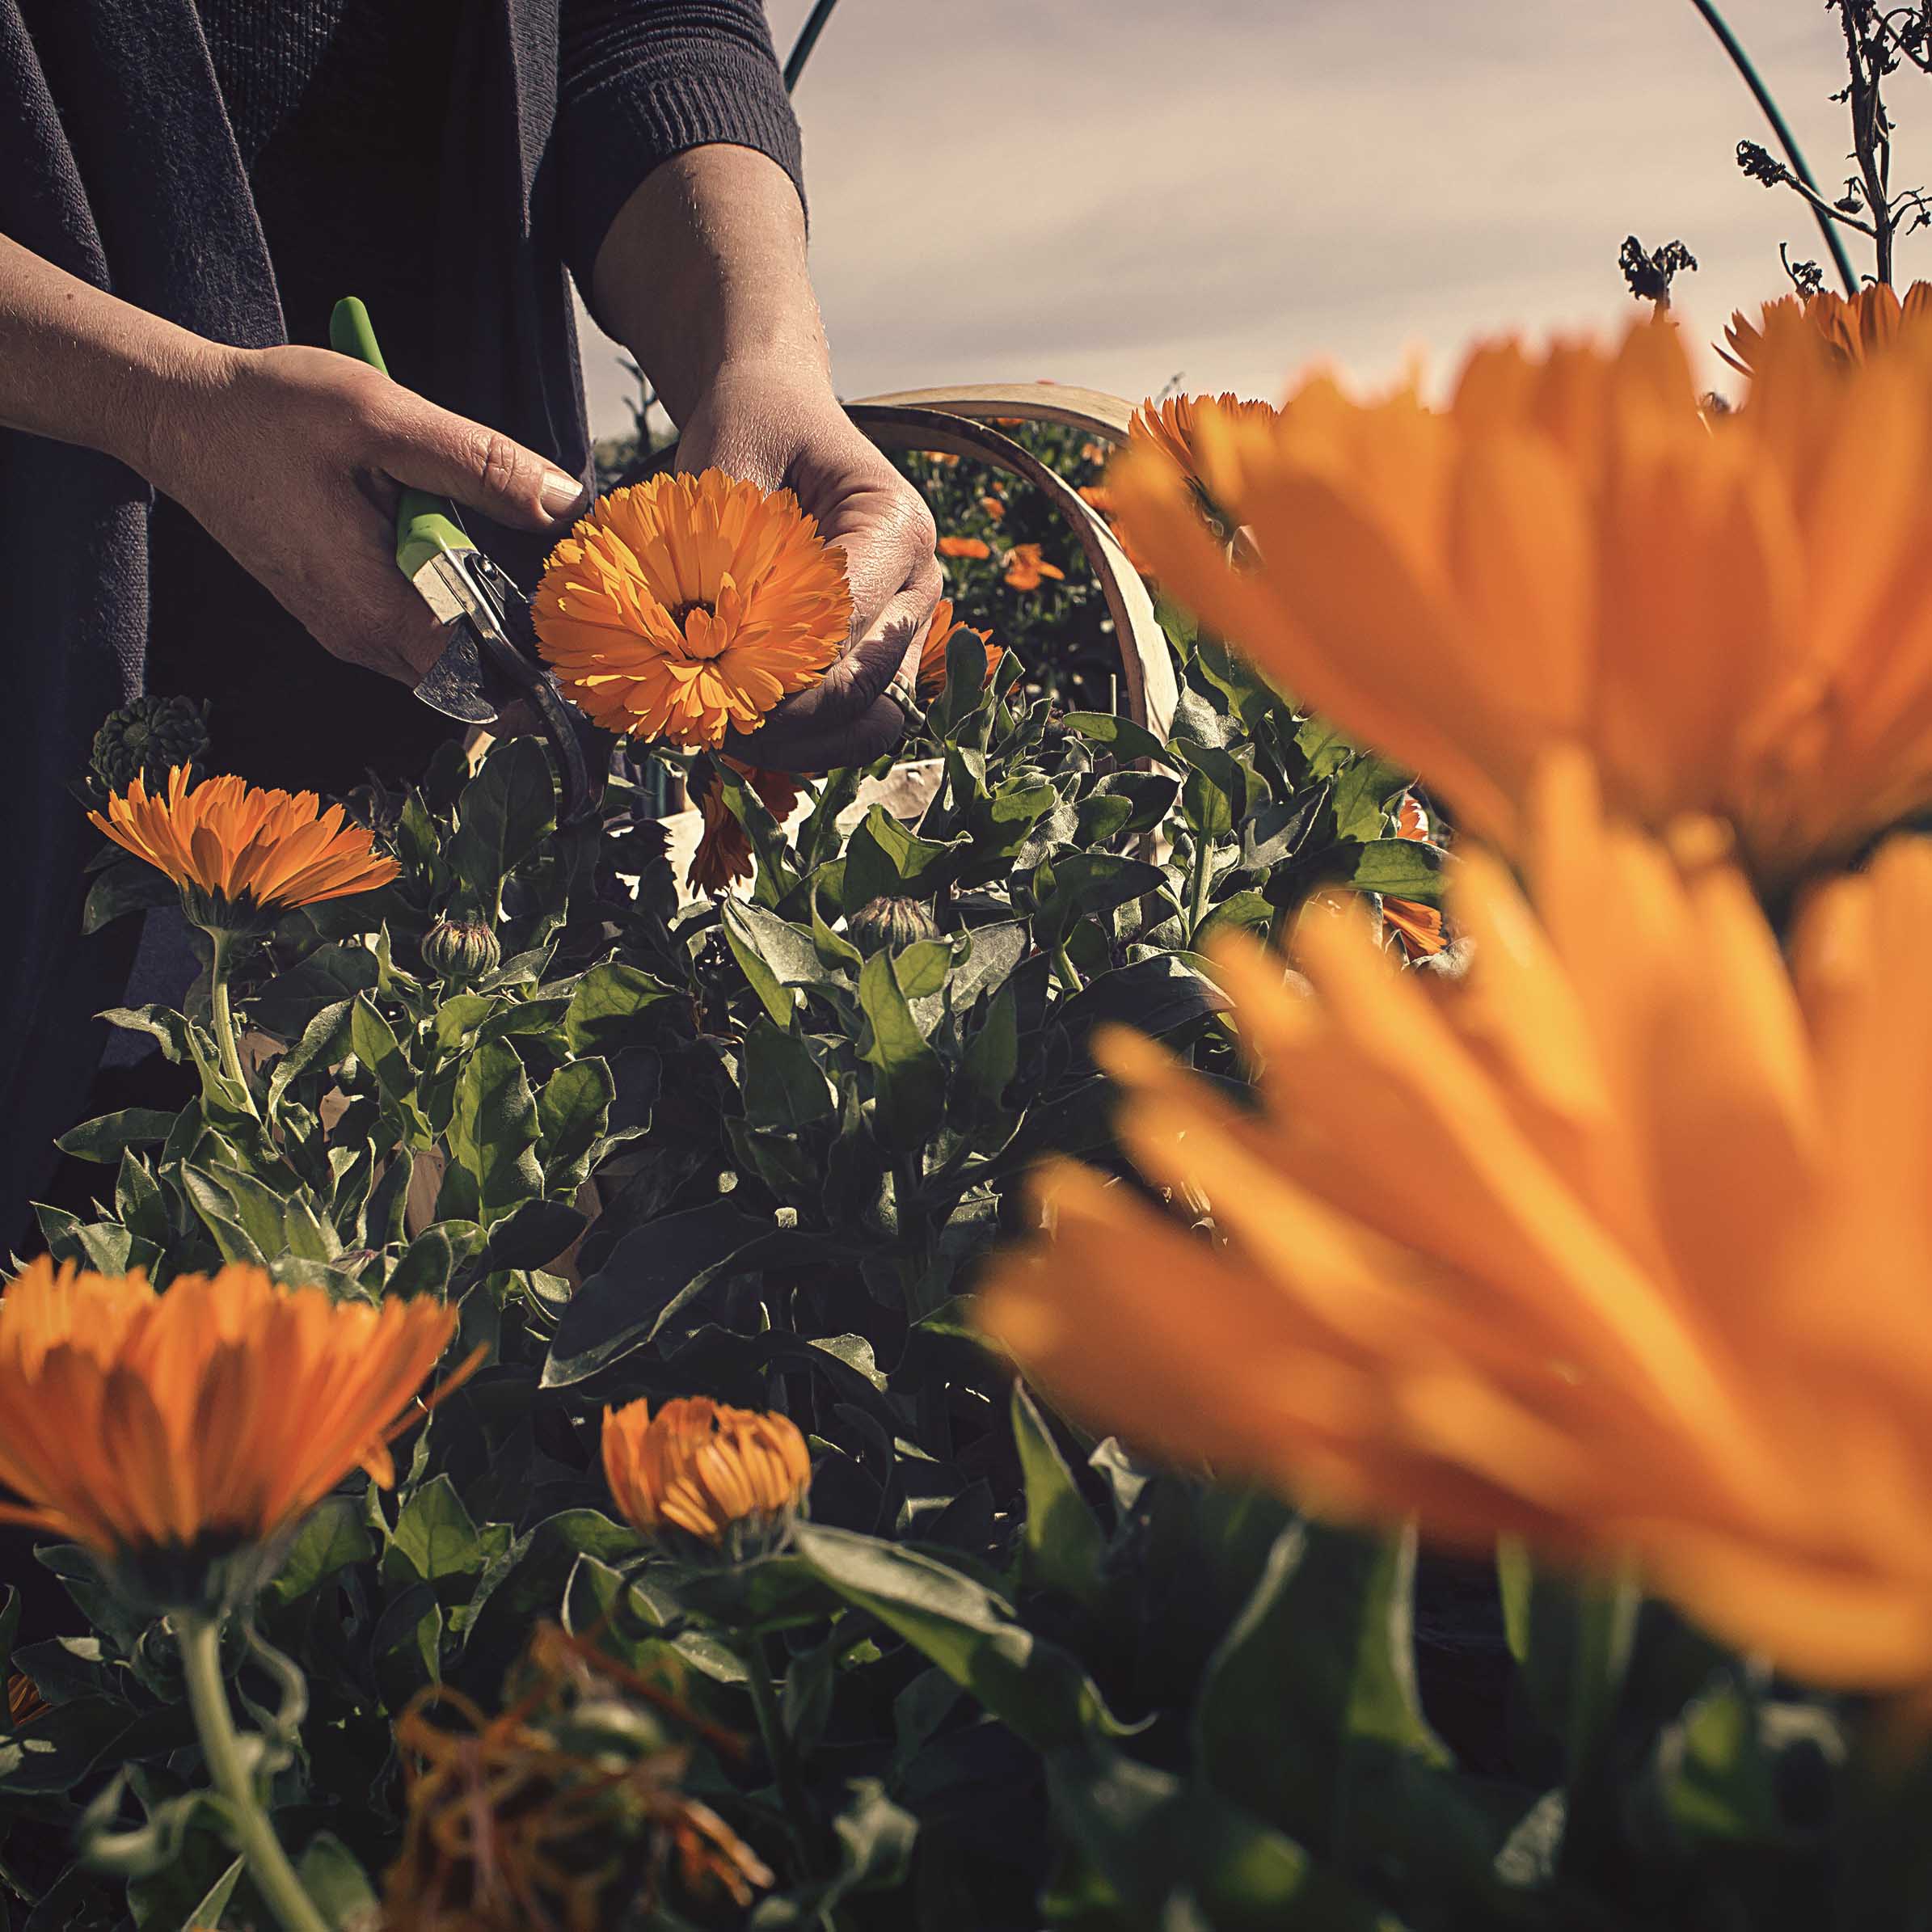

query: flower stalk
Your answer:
[207,930,259,1118]
[180,1616,330,1932]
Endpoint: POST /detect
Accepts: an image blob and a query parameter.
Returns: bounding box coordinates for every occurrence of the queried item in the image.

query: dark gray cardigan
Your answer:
[0,0,802,1232]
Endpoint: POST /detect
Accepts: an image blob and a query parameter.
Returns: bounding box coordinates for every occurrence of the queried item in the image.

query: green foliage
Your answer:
[15,541,1902,1932]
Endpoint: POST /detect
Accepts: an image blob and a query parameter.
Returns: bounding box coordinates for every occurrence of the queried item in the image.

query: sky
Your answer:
[576,0,1917,437]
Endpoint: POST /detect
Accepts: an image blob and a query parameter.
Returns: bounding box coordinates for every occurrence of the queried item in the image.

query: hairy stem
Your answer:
[180,1618,329,1932]
[746,1644,814,1865]
[1686,0,1862,294]
[207,930,259,1119]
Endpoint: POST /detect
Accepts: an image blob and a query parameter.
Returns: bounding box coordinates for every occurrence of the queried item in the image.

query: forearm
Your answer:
[0,234,219,479]
[587,144,827,424]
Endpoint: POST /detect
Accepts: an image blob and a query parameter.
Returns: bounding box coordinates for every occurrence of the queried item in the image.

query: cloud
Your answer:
[577,0,1885,433]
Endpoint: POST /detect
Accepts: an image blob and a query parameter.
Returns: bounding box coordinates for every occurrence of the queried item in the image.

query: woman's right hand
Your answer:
[140,344,586,685]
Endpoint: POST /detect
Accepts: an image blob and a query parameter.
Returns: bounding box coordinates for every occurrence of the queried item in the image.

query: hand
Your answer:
[141,344,586,685]
[672,361,941,772]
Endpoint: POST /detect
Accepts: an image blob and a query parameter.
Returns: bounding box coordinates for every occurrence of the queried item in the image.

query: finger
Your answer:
[373,390,587,531]
[821,486,939,640]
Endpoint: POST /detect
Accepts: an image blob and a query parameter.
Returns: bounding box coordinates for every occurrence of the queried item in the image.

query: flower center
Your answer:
[669,598,716,626]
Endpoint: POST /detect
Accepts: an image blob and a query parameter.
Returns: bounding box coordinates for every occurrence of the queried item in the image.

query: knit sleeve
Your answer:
[555,0,805,291]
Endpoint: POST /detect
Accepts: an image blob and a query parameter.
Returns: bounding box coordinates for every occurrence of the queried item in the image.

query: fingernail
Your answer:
[541,471,586,517]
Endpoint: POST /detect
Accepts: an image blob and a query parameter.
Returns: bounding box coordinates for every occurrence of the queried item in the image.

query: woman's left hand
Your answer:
[671,359,941,773]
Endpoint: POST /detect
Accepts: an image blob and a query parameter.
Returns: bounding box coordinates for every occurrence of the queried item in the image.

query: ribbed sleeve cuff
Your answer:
[556,51,805,291]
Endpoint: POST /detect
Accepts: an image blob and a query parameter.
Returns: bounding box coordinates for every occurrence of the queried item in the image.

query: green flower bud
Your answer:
[846,894,940,955]
[88,694,211,799]
[422,917,501,983]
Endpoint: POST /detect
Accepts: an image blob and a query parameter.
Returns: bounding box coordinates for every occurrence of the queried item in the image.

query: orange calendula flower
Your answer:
[1002,542,1065,592]
[0,1259,462,1609]
[1381,791,1448,962]
[602,1396,810,1557]
[939,535,991,560]
[1129,392,1280,504]
[89,767,399,936]
[978,494,1007,521]
[6,1673,47,1730]
[982,753,1932,1692]
[1110,314,1932,889]
[533,470,850,751]
[686,756,805,896]
[1721,278,1932,375]
[915,597,1004,702]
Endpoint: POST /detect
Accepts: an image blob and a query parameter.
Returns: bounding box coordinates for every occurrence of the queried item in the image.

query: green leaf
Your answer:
[1327,754,1411,842]
[53,1109,178,1165]
[1496,1539,1639,1777]
[1012,1385,1108,1612]
[268,1496,376,1605]
[174,1855,244,1932]
[265,998,354,1114]
[348,995,413,1108]
[97,1004,193,1064]
[563,962,679,1056]
[541,1199,780,1386]
[481,1196,586,1272]
[794,1523,1120,1753]
[1033,854,1166,953]
[446,1040,543,1224]
[843,804,964,911]
[858,952,945,1144]
[449,736,555,898]
[1059,712,1172,764]
[742,1023,836,1130]
[1044,1745,1390,1932]
[383,1474,486,1592]
[1195,1523,1463,1875]
[537,1057,614,1190]
[81,858,175,934]
[1339,837,1445,905]
[296,1834,379,1931]
[961,984,1019,1116]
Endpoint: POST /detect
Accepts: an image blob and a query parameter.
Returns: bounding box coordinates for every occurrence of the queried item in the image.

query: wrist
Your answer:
[124,335,241,496]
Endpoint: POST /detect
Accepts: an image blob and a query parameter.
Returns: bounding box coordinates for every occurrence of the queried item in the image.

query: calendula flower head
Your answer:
[1129,391,1280,526]
[1109,314,1932,893]
[601,1396,810,1562]
[89,767,399,938]
[983,750,1932,1693]
[1002,542,1064,592]
[1721,278,1932,376]
[915,597,1003,702]
[6,1673,46,1731]
[532,470,850,750]
[939,535,990,561]
[0,1259,462,1613]
[383,1622,770,1932]
[686,755,804,897]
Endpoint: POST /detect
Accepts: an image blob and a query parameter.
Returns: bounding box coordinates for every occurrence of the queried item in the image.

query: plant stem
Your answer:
[1685,0,1861,295]
[180,1618,329,1932]
[208,930,260,1120]
[746,1643,814,1865]
[1052,940,1085,994]
[783,0,842,91]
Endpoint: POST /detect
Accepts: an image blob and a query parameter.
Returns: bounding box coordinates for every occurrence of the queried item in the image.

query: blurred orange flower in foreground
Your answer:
[0,1261,460,1606]
[1003,542,1064,592]
[939,535,990,560]
[90,767,399,935]
[1110,314,1932,890]
[534,470,850,750]
[983,753,1932,1690]
[1721,278,1932,375]
[915,597,1003,701]
[686,757,804,896]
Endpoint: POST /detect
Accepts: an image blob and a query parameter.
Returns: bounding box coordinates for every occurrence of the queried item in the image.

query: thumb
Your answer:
[376,393,587,531]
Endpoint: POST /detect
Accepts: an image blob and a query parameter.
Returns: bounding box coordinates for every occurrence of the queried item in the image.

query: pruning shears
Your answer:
[327,297,598,825]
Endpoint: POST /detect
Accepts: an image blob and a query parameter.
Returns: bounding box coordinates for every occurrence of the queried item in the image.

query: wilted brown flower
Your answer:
[686,757,805,897]
[382,1623,770,1931]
